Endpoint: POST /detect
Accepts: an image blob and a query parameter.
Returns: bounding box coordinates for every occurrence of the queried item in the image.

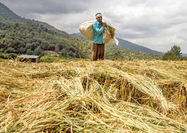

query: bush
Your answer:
[40,56,59,63]
[0,53,17,59]
[33,46,43,55]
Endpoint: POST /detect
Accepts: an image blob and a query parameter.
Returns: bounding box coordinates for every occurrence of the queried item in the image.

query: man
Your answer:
[92,13,109,61]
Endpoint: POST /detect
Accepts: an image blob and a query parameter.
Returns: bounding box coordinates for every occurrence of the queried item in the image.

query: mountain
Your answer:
[117,38,187,56]
[0,2,25,23]
[0,2,64,33]
[72,33,163,55]
[117,38,163,55]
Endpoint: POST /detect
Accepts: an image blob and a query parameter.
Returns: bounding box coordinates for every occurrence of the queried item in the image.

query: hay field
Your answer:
[0,60,186,133]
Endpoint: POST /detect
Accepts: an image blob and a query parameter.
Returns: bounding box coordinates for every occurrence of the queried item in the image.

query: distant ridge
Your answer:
[117,38,163,55]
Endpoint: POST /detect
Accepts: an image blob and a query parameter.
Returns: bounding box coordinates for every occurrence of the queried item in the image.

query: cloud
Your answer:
[1,0,187,53]
[1,0,89,15]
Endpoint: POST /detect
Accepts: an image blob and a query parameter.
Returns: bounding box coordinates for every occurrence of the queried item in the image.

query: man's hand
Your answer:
[102,22,107,27]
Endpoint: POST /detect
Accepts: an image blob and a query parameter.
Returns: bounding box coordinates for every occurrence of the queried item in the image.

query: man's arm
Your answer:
[93,23,104,35]
[102,22,109,31]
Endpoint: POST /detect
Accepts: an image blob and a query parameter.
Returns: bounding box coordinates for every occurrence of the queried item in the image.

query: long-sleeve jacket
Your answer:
[93,21,109,44]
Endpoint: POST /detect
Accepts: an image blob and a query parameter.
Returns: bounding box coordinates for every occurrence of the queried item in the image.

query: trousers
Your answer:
[92,43,105,61]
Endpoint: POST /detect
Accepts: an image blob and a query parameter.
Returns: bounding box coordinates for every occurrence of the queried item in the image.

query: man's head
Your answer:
[95,13,102,22]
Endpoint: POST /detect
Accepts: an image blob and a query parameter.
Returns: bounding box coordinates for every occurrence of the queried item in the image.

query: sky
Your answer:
[1,0,187,53]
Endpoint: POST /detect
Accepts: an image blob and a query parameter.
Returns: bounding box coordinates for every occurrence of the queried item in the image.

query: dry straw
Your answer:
[0,60,186,132]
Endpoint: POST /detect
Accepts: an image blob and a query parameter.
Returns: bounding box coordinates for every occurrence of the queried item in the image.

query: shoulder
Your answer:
[93,21,99,26]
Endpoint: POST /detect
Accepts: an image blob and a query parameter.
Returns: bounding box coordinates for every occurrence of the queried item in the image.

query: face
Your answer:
[96,16,102,22]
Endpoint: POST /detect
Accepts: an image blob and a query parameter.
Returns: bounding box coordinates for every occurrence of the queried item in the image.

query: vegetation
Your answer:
[0,17,91,58]
[0,3,25,23]
[183,56,187,60]
[0,52,17,59]
[40,56,61,63]
[163,45,183,60]
[0,60,186,132]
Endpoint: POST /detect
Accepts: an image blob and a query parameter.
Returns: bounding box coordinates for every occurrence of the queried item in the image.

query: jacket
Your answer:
[93,21,109,44]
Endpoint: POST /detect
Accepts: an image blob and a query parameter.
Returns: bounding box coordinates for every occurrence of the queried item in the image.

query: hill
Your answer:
[0,60,186,132]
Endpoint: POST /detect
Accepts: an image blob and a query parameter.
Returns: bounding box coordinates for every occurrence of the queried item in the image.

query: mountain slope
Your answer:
[0,2,65,33]
[0,19,91,58]
[0,2,24,23]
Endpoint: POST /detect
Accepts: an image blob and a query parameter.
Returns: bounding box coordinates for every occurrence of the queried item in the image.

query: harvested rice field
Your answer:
[0,60,186,133]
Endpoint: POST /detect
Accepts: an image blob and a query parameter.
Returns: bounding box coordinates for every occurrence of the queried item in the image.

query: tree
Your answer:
[33,46,42,55]
[20,47,26,54]
[163,45,182,60]
[5,47,16,53]
[26,49,33,55]
[170,45,182,57]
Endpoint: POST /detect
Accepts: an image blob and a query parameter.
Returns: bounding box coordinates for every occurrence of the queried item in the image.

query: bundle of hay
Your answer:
[79,21,119,45]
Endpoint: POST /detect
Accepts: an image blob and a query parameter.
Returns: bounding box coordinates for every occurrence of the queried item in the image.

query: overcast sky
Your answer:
[1,0,187,53]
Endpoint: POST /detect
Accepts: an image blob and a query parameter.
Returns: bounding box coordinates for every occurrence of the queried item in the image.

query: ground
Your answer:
[0,59,186,132]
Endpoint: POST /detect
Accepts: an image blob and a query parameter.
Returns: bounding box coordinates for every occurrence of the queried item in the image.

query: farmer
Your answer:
[92,13,109,61]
